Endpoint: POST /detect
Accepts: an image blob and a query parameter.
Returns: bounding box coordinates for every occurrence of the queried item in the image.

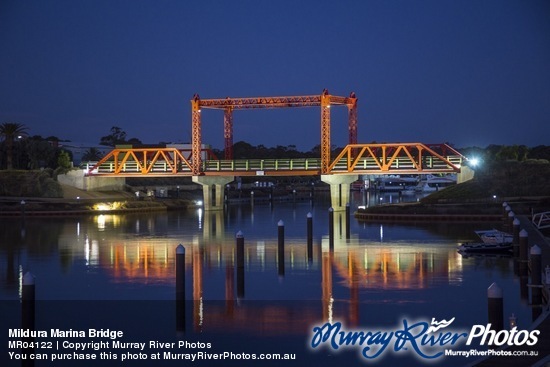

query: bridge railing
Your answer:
[202,158,321,173]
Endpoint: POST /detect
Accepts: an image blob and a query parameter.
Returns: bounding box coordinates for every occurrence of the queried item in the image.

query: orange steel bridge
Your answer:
[86,142,464,177]
[86,90,467,177]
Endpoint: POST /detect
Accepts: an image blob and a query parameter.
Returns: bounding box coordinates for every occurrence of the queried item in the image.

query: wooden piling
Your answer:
[488,282,504,332]
[278,221,285,276]
[176,245,185,301]
[236,231,245,298]
[530,245,543,321]
[507,211,515,231]
[530,245,542,286]
[22,272,35,329]
[22,272,35,367]
[175,245,186,334]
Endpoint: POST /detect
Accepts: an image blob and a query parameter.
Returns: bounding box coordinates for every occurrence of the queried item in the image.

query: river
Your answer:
[0,191,536,366]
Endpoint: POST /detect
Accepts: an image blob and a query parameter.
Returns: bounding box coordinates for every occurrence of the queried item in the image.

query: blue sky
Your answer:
[1,0,549,151]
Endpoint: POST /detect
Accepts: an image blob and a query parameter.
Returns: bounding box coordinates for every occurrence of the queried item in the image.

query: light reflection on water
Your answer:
[0,197,538,363]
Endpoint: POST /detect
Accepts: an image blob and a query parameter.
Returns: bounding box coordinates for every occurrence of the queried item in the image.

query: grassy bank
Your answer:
[357,160,550,218]
[0,170,63,197]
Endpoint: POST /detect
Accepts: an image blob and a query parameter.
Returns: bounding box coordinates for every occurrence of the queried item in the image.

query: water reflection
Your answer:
[0,202,533,341]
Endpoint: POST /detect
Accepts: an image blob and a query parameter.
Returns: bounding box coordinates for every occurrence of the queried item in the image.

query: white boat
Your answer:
[401,187,417,195]
[475,229,513,244]
[458,242,512,254]
[414,174,457,192]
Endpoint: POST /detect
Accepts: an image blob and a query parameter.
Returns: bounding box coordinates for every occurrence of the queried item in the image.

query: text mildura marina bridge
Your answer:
[85,90,469,210]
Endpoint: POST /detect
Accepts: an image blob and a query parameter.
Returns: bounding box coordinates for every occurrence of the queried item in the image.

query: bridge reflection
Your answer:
[60,214,464,334]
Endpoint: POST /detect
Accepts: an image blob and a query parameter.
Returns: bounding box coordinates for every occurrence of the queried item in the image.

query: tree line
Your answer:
[1,122,549,170]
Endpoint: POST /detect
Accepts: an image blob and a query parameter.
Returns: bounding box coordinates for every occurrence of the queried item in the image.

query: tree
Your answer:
[25,137,58,169]
[82,147,103,162]
[529,145,550,161]
[99,126,143,147]
[57,150,72,169]
[0,122,28,169]
[99,126,127,147]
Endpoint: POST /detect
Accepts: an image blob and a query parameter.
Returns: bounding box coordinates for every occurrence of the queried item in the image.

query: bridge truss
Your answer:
[85,143,465,177]
[85,90,468,178]
[191,89,358,175]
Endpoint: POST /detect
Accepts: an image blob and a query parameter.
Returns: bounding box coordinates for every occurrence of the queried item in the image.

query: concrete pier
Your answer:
[192,176,234,210]
[320,174,358,211]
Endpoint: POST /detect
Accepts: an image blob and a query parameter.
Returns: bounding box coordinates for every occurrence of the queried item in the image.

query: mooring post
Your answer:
[530,245,543,315]
[22,272,35,329]
[507,211,515,231]
[22,272,35,366]
[175,245,186,334]
[487,282,504,332]
[236,231,245,299]
[501,202,508,220]
[519,229,528,261]
[530,245,542,286]
[278,220,285,276]
[512,218,520,244]
[504,204,511,219]
[176,243,185,335]
[328,207,334,251]
[307,212,313,262]
[512,218,520,257]
[176,245,186,301]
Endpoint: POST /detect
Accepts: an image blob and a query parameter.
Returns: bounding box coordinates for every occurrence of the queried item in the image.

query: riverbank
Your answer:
[355,197,550,224]
[0,184,201,216]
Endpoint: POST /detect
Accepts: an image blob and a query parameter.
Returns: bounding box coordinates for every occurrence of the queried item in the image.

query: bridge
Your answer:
[84,90,471,210]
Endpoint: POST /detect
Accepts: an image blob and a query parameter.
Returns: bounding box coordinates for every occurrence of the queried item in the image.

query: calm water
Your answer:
[0,192,536,366]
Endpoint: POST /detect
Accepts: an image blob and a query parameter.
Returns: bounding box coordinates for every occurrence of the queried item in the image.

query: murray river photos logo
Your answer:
[310,318,539,361]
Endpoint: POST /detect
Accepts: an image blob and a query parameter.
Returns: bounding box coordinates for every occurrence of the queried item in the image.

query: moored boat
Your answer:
[475,229,513,244]
[458,242,512,254]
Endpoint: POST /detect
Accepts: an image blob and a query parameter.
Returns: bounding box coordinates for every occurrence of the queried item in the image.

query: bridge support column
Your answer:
[321,175,358,211]
[193,176,234,211]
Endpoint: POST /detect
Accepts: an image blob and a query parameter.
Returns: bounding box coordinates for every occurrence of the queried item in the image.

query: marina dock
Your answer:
[473,214,550,367]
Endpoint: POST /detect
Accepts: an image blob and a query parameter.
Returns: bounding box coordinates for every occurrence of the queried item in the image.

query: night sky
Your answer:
[1,0,549,151]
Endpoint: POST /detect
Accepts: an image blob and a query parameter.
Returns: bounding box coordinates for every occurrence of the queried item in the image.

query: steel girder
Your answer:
[224,107,233,160]
[347,92,358,144]
[191,95,202,175]
[196,93,355,109]
[190,90,357,175]
[320,90,331,174]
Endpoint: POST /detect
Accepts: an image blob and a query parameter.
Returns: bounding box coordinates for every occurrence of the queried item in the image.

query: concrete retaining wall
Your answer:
[58,170,125,191]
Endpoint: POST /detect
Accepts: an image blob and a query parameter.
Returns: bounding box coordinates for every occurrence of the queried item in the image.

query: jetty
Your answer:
[472,213,550,366]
